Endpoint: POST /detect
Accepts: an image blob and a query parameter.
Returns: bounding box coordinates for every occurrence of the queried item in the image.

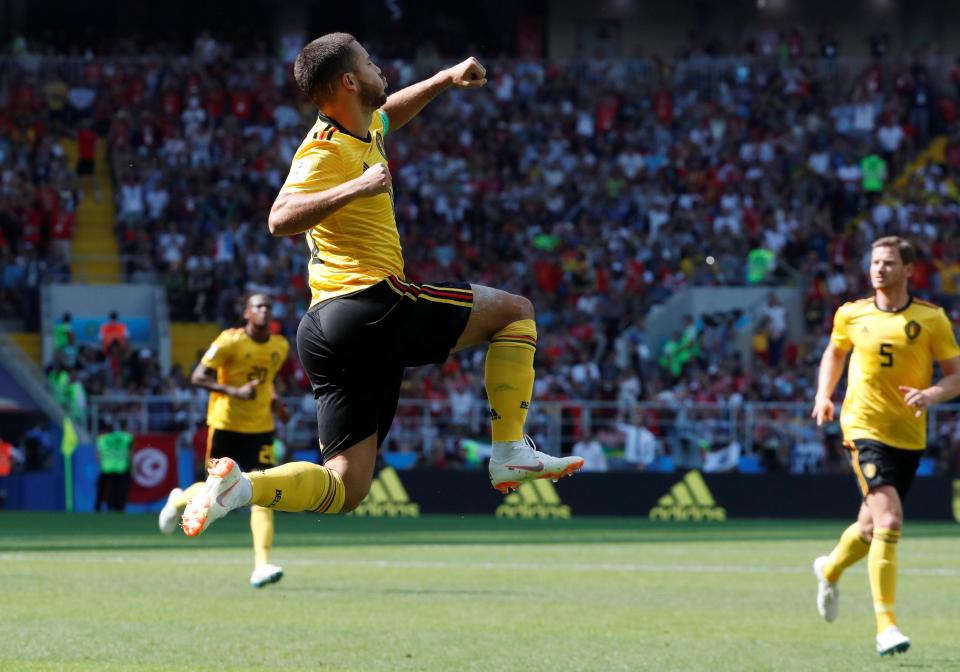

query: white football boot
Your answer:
[488,435,584,494]
[876,625,910,656]
[813,555,839,622]
[181,457,251,537]
[158,487,184,534]
[250,564,284,589]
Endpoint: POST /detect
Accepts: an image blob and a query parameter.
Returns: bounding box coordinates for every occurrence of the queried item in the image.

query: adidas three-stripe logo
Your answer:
[351,468,420,517]
[649,470,726,521]
[496,480,571,519]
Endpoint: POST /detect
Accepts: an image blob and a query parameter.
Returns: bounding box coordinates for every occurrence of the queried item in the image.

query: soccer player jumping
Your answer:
[181,34,583,536]
[811,236,960,656]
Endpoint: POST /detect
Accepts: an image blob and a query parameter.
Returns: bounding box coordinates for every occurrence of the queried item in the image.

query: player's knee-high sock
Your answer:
[248,462,344,513]
[823,522,871,583]
[485,319,537,443]
[869,528,901,633]
[173,481,208,509]
[250,506,274,567]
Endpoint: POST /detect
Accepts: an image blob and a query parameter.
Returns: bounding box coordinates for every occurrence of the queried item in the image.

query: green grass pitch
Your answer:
[1,512,958,671]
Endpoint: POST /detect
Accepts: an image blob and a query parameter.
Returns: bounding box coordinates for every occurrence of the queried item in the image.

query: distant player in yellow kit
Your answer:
[811,237,960,656]
[158,294,289,588]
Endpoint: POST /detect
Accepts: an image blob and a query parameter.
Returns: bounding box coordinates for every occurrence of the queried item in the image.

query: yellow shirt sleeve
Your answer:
[200,331,234,369]
[830,303,852,352]
[281,141,343,194]
[930,309,960,362]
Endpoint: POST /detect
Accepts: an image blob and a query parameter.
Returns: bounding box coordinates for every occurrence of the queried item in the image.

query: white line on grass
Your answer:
[0,552,957,577]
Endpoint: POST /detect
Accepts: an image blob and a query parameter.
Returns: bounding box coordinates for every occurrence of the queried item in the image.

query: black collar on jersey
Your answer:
[316,111,371,143]
[873,295,913,313]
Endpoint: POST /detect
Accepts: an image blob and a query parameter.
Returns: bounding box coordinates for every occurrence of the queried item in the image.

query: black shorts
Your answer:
[846,439,923,499]
[208,428,276,472]
[297,277,473,461]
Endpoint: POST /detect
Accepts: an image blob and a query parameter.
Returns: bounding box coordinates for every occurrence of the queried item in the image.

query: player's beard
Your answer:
[359,78,388,109]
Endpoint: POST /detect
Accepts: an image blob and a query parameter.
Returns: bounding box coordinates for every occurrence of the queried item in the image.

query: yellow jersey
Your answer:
[280,110,403,307]
[831,296,960,449]
[201,329,290,434]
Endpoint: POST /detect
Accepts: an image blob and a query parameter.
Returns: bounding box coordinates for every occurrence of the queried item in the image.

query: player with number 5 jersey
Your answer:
[810,236,960,657]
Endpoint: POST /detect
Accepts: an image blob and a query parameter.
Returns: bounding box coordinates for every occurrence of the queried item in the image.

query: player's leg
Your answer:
[857,440,916,655]
[814,502,872,622]
[248,433,283,587]
[158,481,206,533]
[453,284,583,492]
[866,486,905,644]
[821,502,873,582]
[182,454,347,537]
[95,473,108,512]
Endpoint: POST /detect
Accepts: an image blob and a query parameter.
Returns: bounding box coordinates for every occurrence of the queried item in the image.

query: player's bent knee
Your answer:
[511,294,535,322]
[340,484,370,513]
[875,514,902,531]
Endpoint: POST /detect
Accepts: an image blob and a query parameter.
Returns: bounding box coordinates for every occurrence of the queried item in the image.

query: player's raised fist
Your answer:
[357,162,392,196]
[447,57,487,88]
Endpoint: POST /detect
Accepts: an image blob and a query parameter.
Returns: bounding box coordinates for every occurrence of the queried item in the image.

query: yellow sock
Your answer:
[823,523,871,583]
[174,481,208,509]
[485,319,537,442]
[869,528,901,633]
[248,462,344,513]
[250,506,274,568]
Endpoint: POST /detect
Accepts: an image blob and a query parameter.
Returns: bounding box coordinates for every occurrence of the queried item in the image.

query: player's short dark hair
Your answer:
[872,236,916,265]
[294,32,358,103]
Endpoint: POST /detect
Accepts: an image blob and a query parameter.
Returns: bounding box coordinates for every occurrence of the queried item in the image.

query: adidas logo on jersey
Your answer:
[649,470,726,522]
[496,479,571,519]
[351,467,420,517]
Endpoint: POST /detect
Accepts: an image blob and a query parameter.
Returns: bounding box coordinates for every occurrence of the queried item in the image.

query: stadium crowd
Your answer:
[3,31,960,472]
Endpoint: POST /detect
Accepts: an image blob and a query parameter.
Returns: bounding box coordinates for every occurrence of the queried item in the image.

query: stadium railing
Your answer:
[84,394,960,475]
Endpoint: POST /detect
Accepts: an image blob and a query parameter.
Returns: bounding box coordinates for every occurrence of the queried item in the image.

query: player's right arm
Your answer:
[811,304,852,426]
[812,342,849,425]
[190,332,259,399]
[190,363,259,399]
[268,162,391,237]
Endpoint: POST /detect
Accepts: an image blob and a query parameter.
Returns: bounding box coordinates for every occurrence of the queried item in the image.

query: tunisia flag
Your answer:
[128,434,178,504]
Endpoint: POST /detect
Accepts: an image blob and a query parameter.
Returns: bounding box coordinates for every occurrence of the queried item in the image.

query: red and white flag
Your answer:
[128,434,178,504]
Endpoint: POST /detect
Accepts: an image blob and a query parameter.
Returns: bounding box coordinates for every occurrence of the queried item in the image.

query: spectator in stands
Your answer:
[99,311,129,354]
[762,293,788,367]
[573,430,608,472]
[0,434,15,476]
[53,312,76,364]
[618,408,660,469]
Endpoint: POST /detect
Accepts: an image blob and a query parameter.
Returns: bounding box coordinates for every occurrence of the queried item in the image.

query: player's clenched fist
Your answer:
[356,162,392,196]
[447,57,487,88]
[810,396,835,426]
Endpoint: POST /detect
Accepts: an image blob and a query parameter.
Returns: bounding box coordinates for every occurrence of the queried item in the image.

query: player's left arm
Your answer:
[900,312,960,416]
[380,57,487,133]
[899,356,960,417]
